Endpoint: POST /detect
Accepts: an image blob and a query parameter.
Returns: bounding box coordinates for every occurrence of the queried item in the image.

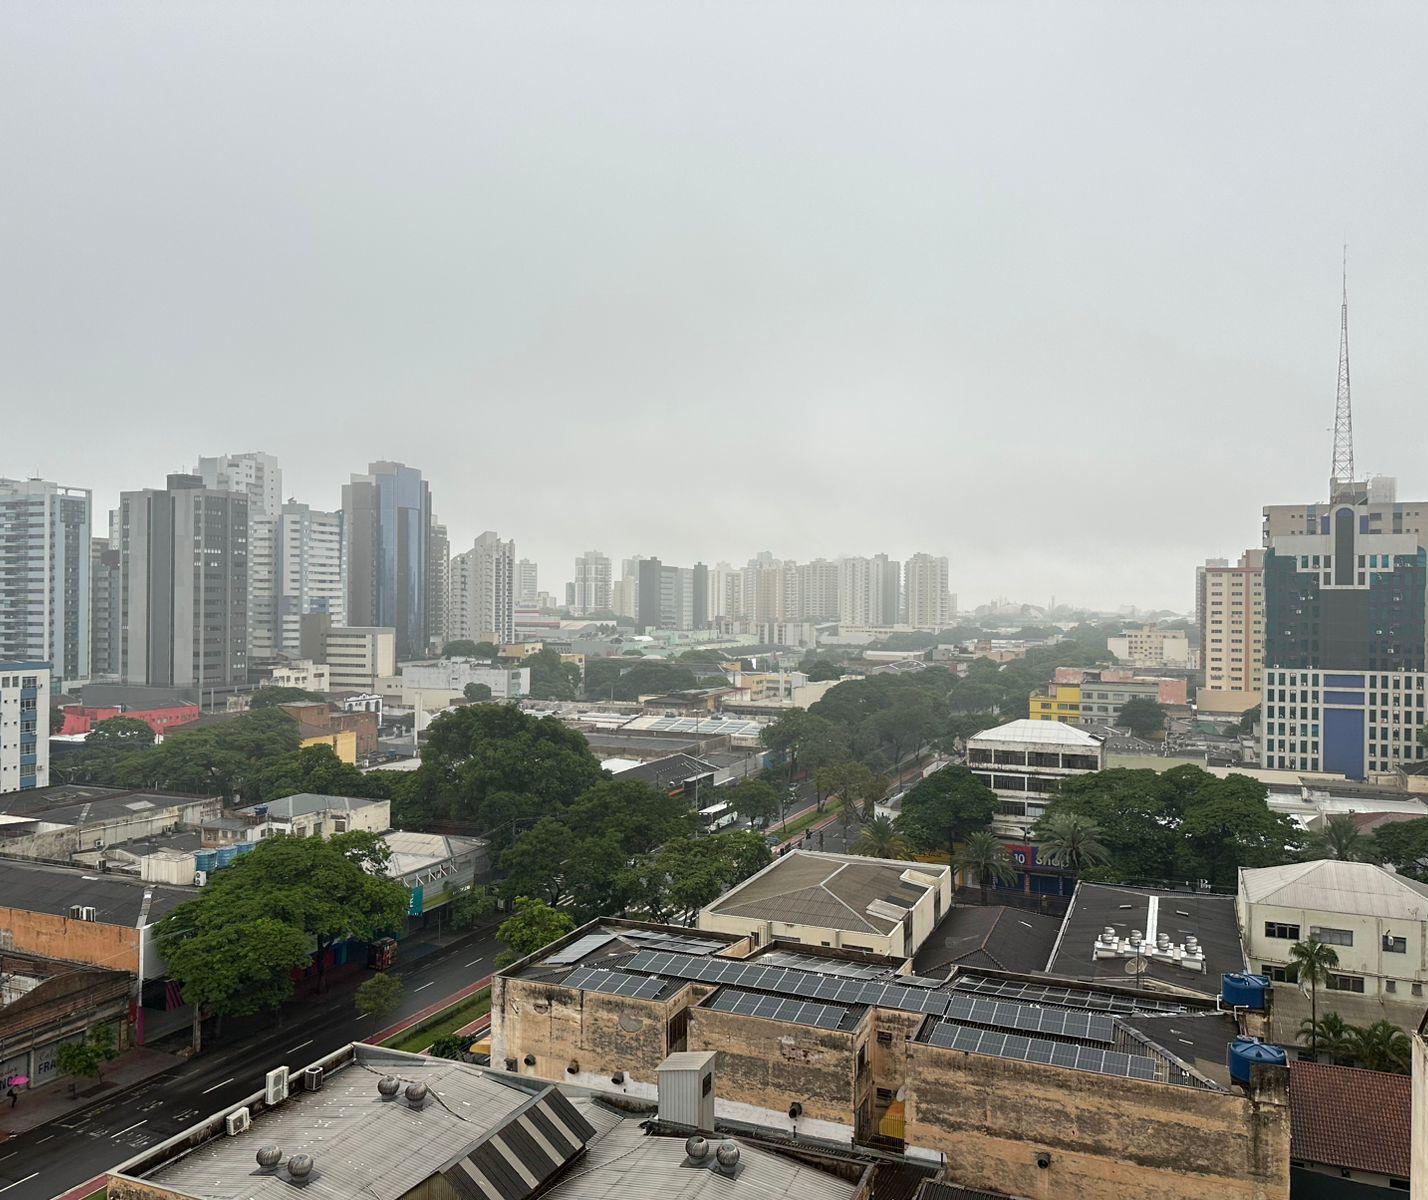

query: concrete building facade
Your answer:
[903,553,952,630]
[196,452,281,665]
[342,461,432,662]
[572,550,612,615]
[450,530,516,647]
[273,501,345,656]
[967,719,1105,838]
[1198,549,1265,716]
[0,662,49,794]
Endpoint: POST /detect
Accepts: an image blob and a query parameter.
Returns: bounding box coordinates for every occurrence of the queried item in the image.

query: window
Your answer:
[1311,927,1353,947]
[1264,922,1300,940]
[1325,973,1365,993]
[1261,964,1298,984]
[1386,979,1397,993]
[1384,935,1407,954]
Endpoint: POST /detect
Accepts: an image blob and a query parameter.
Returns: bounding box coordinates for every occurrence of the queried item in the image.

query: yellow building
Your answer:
[300,729,358,764]
[1029,683,1081,723]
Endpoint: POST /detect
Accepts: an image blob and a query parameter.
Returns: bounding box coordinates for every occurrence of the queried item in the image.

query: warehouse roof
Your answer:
[0,859,193,925]
[702,850,949,936]
[1239,860,1428,922]
[913,906,1062,976]
[0,783,215,829]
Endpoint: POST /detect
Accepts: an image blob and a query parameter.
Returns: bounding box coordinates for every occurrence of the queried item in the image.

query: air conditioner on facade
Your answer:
[265,1066,290,1105]
[225,1107,251,1135]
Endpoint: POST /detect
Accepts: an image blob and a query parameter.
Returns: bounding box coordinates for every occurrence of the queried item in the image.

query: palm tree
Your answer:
[1297,1011,1353,1064]
[1288,938,1340,1059]
[853,815,912,860]
[1035,812,1110,873]
[1347,1020,1412,1074]
[1303,813,1368,862]
[953,830,1017,904]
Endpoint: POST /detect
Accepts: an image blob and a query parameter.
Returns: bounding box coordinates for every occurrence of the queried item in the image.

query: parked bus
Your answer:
[699,800,737,832]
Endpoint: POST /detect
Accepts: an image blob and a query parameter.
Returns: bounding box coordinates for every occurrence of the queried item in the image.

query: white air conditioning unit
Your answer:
[225,1107,251,1136]
[265,1066,290,1106]
[80,906,98,922]
[68,904,83,920]
[194,870,208,887]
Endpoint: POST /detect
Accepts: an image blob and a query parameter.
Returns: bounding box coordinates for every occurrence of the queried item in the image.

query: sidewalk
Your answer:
[0,1045,182,1140]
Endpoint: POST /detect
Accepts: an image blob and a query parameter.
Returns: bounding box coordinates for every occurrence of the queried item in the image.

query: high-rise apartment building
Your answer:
[274,502,346,655]
[450,531,515,645]
[0,478,92,688]
[428,519,450,651]
[836,554,901,627]
[572,551,612,615]
[904,553,952,629]
[796,559,840,621]
[0,662,49,793]
[119,474,248,688]
[515,559,539,606]
[1196,551,1264,715]
[196,452,281,664]
[342,462,432,662]
[90,536,122,681]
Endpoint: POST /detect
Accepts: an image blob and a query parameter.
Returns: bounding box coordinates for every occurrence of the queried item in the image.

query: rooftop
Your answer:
[1239,860,1428,921]
[0,783,216,830]
[245,793,388,821]
[0,858,193,925]
[1289,1060,1410,1179]
[1047,883,1244,994]
[116,1044,859,1200]
[702,850,949,936]
[611,753,719,791]
[969,719,1103,748]
[913,906,1062,976]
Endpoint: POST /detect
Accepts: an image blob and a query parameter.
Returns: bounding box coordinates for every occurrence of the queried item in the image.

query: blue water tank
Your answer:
[235,840,255,855]
[1221,972,1272,1010]
[215,845,238,867]
[195,851,217,873]
[1227,1036,1287,1085]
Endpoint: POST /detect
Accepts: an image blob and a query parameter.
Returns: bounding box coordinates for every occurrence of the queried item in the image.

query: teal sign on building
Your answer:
[408,885,425,916]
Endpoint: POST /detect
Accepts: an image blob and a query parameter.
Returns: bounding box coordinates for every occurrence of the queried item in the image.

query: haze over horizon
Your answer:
[3,2,1426,612]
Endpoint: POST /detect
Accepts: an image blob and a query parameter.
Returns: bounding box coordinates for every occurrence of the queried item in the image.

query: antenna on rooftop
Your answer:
[1329,246,1355,496]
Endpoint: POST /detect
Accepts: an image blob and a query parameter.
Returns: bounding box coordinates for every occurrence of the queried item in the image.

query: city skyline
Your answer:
[5,4,1426,612]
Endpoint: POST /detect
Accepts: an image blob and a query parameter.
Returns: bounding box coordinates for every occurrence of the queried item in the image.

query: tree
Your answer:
[1370,817,1428,880]
[86,716,156,747]
[56,1023,119,1087]
[444,640,497,659]
[248,686,326,709]
[355,972,403,1023]
[449,884,498,930]
[1297,1011,1353,1065]
[523,648,582,701]
[1347,1019,1411,1074]
[1117,698,1167,738]
[463,682,493,702]
[50,706,65,735]
[429,1033,475,1061]
[1303,813,1368,862]
[806,659,844,682]
[646,831,772,924]
[942,712,998,752]
[897,766,998,859]
[729,779,780,828]
[1289,938,1340,1060]
[954,830,1017,904]
[246,743,378,806]
[496,897,575,967]
[853,815,912,860]
[1235,706,1261,737]
[1034,812,1109,872]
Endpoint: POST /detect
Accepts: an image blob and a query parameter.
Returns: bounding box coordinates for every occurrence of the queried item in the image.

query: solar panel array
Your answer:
[952,975,1187,1015]
[925,1020,1160,1081]
[545,931,621,965]
[756,951,900,981]
[705,988,857,1030]
[943,993,1116,1043]
[561,966,670,1000]
[624,949,951,1015]
[620,929,724,956]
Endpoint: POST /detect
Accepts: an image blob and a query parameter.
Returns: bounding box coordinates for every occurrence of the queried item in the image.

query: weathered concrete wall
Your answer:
[904,1043,1289,1200]
[870,1008,923,1099]
[0,906,139,972]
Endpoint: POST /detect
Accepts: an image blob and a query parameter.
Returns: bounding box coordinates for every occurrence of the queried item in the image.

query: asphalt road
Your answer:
[1,928,501,1200]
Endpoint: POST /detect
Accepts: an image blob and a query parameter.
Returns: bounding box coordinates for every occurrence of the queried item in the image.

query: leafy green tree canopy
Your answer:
[897,765,998,857]
[248,686,326,709]
[496,897,576,967]
[86,715,156,747]
[463,682,494,702]
[355,972,403,1022]
[1117,697,1167,738]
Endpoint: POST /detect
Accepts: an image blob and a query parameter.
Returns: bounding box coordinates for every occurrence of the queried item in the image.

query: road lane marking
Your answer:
[0,1153,15,1162]
[287,1040,313,1054]
[34,1135,53,1144]
[0,1173,39,1193]
[112,1119,148,1137]
[200,1078,235,1094]
[465,957,484,966]
[413,981,435,991]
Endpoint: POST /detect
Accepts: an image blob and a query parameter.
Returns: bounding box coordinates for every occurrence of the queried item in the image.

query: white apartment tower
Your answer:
[196,452,281,663]
[274,502,346,655]
[515,559,539,606]
[428,519,450,651]
[904,553,952,629]
[837,554,901,627]
[0,663,50,794]
[1197,549,1265,715]
[572,551,612,615]
[451,531,515,645]
[0,478,93,688]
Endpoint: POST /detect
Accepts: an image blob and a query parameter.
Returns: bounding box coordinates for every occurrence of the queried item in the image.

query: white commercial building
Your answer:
[323,626,397,692]
[0,662,50,794]
[903,552,953,630]
[966,718,1105,838]
[450,531,515,646]
[379,658,530,707]
[572,550,612,615]
[836,554,900,628]
[274,502,345,655]
[1107,625,1194,670]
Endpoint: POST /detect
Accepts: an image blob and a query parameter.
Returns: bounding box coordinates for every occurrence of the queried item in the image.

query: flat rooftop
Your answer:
[0,783,215,829]
[703,850,950,936]
[116,1044,859,1200]
[0,858,194,924]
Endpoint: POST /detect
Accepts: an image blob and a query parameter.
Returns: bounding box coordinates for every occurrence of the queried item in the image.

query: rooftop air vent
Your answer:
[256,1146,283,1171]
[301,1066,323,1092]
[405,1081,429,1109]
[685,1136,710,1163]
[377,1076,400,1099]
[280,1153,316,1187]
[714,1141,742,1177]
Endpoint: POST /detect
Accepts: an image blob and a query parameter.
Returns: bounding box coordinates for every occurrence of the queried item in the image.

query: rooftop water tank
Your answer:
[195,851,217,873]
[1221,973,1272,1011]
[215,845,238,867]
[1227,1036,1287,1085]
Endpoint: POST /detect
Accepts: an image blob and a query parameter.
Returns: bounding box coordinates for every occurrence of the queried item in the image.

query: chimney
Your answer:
[657,1051,716,1132]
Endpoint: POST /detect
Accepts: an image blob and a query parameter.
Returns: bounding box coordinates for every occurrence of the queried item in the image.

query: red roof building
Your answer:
[1289,1059,1410,1186]
[60,704,200,738]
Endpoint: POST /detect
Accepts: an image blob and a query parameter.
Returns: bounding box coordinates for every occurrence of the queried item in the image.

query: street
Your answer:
[1,928,501,1200]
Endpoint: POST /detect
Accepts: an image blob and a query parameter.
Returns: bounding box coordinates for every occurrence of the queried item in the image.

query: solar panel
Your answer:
[561,967,669,1000]
[545,931,620,965]
[705,988,858,1031]
[924,1019,1161,1082]
[952,974,1188,1015]
[756,951,898,981]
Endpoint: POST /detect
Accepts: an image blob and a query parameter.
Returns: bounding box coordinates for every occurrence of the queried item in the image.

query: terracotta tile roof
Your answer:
[1289,1060,1411,1178]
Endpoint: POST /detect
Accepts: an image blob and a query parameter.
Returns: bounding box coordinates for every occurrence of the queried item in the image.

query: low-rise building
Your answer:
[266,659,331,692]
[243,792,390,838]
[1027,682,1081,723]
[318,625,396,692]
[58,702,200,738]
[1239,860,1428,1028]
[1288,1059,1410,1194]
[0,783,222,860]
[1,661,49,794]
[1107,625,1194,670]
[697,850,952,958]
[966,719,1105,839]
[378,658,530,708]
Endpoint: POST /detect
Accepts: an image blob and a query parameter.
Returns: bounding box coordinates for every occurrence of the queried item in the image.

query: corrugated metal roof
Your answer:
[968,720,1102,747]
[1239,861,1428,921]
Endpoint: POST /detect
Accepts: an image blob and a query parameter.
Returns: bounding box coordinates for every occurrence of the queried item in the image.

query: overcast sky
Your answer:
[3,3,1426,613]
